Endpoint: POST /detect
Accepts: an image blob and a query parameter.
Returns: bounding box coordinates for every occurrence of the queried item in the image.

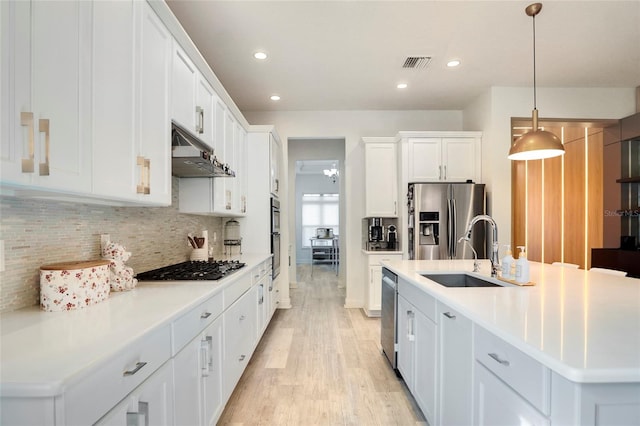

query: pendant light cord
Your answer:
[532,13,537,110]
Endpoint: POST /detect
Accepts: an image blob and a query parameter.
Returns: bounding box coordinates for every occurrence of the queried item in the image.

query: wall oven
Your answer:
[271,198,281,278]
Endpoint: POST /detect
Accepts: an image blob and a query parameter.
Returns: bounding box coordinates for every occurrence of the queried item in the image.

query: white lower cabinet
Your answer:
[96,361,174,426]
[223,284,258,401]
[397,280,437,425]
[173,317,223,426]
[364,253,402,317]
[438,302,473,426]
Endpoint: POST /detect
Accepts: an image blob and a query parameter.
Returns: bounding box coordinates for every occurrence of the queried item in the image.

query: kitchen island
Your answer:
[383,259,640,425]
[0,253,274,425]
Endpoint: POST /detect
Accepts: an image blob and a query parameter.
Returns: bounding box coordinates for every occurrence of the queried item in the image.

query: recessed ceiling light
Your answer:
[254,51,268,60]
[270,95,281,101]
[397,83,408,89]
[447,60,461,67]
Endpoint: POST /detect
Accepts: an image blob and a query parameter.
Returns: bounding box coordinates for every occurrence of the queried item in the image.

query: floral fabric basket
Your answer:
[40,260,111,312]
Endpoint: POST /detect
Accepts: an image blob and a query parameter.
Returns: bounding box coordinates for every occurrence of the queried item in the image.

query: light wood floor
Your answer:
[218,264,427,426]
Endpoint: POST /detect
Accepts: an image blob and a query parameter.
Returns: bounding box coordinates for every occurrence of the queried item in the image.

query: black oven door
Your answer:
[271,232,281,278]
[271,197,280,233]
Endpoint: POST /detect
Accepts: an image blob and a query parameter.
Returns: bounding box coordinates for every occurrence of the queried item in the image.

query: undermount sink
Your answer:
[421,273,503,288]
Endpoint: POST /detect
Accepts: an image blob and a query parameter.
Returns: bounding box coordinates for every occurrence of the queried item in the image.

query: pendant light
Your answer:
[508,3,565,161]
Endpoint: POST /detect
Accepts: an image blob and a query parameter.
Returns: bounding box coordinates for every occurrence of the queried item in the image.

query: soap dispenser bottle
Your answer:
[515,246,530,284]
[501,245,514,280]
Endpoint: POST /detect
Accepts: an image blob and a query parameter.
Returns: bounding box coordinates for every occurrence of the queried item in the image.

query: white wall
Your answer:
[464,86,637,250]
[244,110,463,308]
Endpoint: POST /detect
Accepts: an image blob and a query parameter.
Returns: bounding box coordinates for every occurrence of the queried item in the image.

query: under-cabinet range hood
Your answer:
[171,120,235,178]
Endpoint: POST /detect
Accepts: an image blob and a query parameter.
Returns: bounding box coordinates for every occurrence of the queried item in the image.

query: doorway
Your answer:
[288,138,345,286]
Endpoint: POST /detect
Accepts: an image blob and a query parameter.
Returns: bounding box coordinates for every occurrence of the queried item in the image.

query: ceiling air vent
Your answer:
[402,56,432,69]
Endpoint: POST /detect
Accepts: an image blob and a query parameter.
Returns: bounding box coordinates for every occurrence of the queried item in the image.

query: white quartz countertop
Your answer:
[382,259,640,384]
[0,254,271,397]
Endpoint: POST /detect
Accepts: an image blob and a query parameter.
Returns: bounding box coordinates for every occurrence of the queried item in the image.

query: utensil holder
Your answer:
[190,248,208,261]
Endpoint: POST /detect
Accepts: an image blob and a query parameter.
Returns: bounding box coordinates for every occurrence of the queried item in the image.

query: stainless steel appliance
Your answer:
[171,120,235,178]
[381,267,398,370]
[387,225,397,250]
[271,198,281,278]
[136,260,245,281]
[408,182,486,260]
[368,217,384,242]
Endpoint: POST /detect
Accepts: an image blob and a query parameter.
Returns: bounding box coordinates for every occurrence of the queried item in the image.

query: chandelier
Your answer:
[323,166,339,183]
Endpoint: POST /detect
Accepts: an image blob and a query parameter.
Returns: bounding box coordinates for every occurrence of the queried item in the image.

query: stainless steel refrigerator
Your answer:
[408,182,486,260]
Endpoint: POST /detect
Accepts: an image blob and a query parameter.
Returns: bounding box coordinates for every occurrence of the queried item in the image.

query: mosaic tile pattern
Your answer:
[0,178,224,312]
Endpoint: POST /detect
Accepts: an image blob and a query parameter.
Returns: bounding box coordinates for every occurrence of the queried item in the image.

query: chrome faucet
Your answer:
[457,237,481,272]
[460,215,500,277]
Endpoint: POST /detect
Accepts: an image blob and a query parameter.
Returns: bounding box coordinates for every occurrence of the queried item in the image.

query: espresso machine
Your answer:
[387,225,397,250]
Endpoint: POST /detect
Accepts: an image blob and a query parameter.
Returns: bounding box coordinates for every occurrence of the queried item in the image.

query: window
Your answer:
[301,193,339,247]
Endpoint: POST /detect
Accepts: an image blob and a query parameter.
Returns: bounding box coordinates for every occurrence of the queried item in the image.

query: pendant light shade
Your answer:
[508,3,565,161]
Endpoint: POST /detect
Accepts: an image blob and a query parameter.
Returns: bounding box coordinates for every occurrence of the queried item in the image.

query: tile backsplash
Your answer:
[0,178,224,313]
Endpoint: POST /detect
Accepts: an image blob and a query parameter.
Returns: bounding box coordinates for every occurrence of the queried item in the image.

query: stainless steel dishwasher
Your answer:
[381,267,398,371]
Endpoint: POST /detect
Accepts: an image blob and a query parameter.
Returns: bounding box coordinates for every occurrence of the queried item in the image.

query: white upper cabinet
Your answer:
[269,133,281,198]
[91,0,136,201]
[1,0,92,193]
[196,75,216,148]
[2,0,171,205]
[171,42,198,132]
[400,131,482,183]
[92,0,171,206]
[363,137,398,217]
[134,1,172,205]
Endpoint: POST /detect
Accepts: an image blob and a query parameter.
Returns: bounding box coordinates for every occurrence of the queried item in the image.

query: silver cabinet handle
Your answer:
[407,310,415,341]
[196,106,204,134]
[206,335,213,371]
[127,401,148,426]
[488,353,510,367]
[20,112,35,173]
[200,339,210,377]
[443,312,456,319]
[239,315,246,321]
[443,165,447,180]
[200,312,212,319]
[394,201,397,216]
[254,274,260,279]
[239,354,246,361]
[123,361,147,376]
[38,118,50,176]
[439,165,442,180]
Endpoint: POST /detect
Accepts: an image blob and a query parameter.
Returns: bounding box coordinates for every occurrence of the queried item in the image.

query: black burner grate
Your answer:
[136,260,245,281]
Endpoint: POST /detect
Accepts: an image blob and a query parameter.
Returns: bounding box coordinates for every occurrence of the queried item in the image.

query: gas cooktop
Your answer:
[136,260,245,281]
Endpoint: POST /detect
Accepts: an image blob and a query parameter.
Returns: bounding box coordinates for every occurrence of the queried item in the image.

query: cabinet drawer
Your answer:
[223,274,251,309]
[474,325,551,415]
[64,324,172,425]
[475,362,550,426]
[398,278,436,321]
[172,291,223,354]
[251,261,269,285]
[368,254,402,266]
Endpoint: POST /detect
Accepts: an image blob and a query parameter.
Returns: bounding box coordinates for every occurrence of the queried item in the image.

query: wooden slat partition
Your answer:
[563,132,586,267]
[544,154,563,264]
[511,124,604,269]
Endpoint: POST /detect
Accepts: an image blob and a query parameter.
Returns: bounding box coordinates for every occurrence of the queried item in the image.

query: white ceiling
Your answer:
[166,0,640,112]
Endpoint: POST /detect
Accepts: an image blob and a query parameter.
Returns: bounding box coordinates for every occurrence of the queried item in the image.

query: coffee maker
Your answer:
[368,218,384,243]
